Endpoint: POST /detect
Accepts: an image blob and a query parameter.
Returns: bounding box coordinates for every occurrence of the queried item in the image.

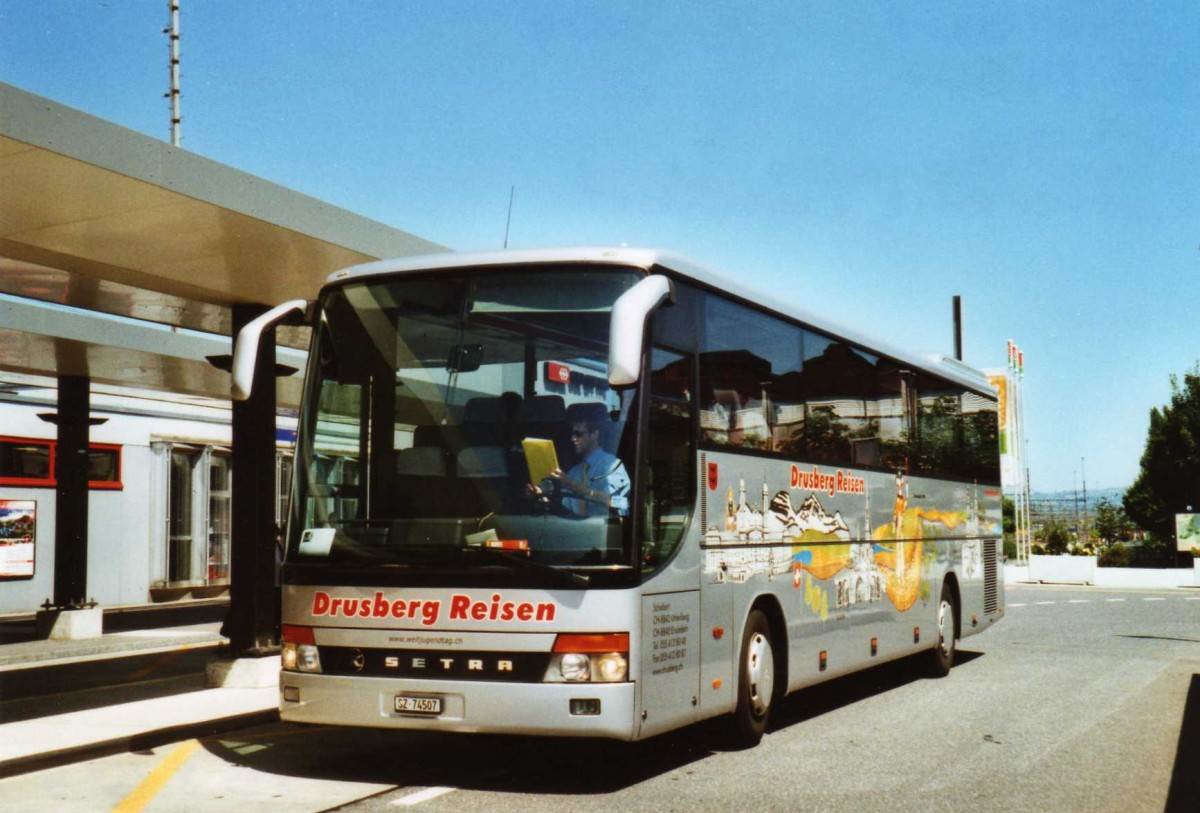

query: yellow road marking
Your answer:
[127,650,183,681]
[111,739,201,813]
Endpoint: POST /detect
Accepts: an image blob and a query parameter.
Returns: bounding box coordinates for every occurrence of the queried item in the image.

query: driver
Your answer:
[529,417,630,517]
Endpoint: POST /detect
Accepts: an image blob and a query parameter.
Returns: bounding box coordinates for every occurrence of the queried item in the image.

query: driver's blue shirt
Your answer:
[561,448,630,517]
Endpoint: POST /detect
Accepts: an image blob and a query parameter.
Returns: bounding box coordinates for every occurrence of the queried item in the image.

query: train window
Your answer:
[0,438,53,486]
[87,445,123,489]
[0,437,122,489]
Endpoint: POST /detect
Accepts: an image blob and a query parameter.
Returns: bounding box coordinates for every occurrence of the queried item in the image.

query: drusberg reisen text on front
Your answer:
[310,591,557,627]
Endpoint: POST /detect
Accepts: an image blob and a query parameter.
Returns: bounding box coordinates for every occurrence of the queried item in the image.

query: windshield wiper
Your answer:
[466,547,589,586]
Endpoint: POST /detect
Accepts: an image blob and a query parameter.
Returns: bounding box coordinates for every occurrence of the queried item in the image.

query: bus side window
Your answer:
[643,347,695,572]
[697,295,801,453]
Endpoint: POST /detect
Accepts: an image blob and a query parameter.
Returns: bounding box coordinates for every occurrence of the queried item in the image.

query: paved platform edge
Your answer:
[0,638,224,672]
[0,706,280,780]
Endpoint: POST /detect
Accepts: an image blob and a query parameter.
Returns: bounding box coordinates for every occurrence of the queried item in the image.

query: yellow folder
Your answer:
[521,437,559,484]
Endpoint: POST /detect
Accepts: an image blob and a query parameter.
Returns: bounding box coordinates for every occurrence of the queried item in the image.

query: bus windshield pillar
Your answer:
[226,304,281,655]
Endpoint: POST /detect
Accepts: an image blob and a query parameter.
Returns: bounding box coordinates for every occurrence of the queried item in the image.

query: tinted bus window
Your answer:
[699,295,801,453]
[794,333,882,466]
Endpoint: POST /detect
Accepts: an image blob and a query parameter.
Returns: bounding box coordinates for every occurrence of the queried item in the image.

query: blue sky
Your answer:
[2,1,1198,492]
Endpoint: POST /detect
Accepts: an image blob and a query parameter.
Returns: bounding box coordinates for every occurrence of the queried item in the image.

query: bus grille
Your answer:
[699,453,708,531]
[983,539,998,614]
[317,647,551,682]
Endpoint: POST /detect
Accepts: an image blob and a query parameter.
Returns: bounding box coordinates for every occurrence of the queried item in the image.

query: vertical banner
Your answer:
[985,370,1016,488]
[0,500,37,579]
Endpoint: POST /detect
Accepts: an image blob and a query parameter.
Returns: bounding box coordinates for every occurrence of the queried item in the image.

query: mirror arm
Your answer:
[608,276,674,387]
[231,299,309,400]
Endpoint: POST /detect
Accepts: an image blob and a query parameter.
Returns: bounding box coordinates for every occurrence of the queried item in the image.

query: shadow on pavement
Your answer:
[1165,673,1199,813]
[769,649,984,733]
[201,723,714,795]
[198,649,984,794]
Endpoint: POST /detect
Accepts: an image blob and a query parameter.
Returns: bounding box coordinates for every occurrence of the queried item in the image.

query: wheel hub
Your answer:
[746,631,774,716]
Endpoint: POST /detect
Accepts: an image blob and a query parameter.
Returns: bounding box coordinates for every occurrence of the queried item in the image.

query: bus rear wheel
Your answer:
[930,584,956,677]
[729,609,775,748]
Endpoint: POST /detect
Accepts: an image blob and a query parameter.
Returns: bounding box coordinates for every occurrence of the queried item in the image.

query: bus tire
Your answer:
[729,609,775,748]
[930,583,956,677]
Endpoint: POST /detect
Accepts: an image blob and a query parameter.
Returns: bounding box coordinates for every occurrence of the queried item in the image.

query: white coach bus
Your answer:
[234,248,1004,747]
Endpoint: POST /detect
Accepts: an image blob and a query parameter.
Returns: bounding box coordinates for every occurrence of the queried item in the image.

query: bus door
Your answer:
[636,346,704,738]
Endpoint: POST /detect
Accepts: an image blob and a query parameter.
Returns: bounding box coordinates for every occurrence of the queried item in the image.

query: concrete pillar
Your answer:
[224,304,281,657]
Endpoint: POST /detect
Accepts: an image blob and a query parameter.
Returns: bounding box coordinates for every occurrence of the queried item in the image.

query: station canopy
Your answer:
[0,82,445,406]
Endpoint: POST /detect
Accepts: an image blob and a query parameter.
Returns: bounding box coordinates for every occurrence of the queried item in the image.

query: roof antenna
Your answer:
[503,185,515,248]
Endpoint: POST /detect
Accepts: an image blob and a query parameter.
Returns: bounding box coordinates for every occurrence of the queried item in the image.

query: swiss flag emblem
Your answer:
[546,362,571,384]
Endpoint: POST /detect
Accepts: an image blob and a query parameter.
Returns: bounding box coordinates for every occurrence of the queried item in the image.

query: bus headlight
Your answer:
[593,652,628,682]
[560,653,591,681]
[545,633,629,683]
[281,624,322,674]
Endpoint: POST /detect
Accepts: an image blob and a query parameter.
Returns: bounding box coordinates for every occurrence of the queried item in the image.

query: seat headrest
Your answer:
[395,447,448,476]
[518,394,566,423]
[456,446,508,478]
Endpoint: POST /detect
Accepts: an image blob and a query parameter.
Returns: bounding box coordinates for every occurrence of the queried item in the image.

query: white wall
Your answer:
[1005,563,1198,589]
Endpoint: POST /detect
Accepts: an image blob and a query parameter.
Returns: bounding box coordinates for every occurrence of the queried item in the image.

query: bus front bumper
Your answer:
[279,672,638,740]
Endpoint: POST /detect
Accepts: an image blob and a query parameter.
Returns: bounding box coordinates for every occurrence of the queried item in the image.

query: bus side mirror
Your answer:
[232,299,310,400]
[608,276,674,387]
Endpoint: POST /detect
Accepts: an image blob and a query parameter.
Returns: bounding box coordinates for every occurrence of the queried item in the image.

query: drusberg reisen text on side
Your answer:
[310,591,557,627]
[789,465,866,497]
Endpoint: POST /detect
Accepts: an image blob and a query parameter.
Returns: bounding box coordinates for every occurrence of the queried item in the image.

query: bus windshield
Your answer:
[286,265,643,585]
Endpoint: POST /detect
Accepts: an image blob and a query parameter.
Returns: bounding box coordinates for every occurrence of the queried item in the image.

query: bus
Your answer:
[233,248,1004,746]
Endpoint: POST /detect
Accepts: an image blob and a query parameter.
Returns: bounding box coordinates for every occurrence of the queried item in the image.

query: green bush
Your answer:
[1131,535,1173,568]
[1098,543,1131,568]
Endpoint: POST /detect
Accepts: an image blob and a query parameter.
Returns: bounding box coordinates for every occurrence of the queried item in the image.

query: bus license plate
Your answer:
[394,695,442,715]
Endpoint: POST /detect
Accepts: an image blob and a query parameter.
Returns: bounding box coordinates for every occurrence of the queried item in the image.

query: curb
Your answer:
[0,707,280,780]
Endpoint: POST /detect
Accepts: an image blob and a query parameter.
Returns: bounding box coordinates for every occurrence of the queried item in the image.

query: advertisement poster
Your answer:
[1176,513,1200,553]
[0,500,36,579]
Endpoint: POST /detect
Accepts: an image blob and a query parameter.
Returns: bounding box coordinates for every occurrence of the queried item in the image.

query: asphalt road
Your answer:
[1,584,1196,812]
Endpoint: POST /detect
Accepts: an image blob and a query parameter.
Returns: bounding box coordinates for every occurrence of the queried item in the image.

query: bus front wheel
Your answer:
[729,609,775,748]
[930,584,956,677]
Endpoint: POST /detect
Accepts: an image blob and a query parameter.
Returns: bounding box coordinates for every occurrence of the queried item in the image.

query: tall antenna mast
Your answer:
[1081,456,1088,547]
[166,1,182,146]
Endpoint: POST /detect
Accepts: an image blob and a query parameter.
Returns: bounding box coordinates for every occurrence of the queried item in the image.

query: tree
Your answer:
[1039,519,1072,554]
[1123,366,1200,556]
[1092,497,1133,545]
